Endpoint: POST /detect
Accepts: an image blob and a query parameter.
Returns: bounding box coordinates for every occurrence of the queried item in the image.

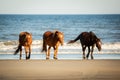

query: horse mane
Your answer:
[89,31,99,42]
[89,31,97,38]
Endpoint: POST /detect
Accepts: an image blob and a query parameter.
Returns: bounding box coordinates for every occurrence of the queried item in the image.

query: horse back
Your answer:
[80,32,97,46]
[43,31,64,47]
[43,31,53,39]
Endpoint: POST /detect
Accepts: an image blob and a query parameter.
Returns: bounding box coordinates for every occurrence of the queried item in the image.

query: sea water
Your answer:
[0,14,120,59]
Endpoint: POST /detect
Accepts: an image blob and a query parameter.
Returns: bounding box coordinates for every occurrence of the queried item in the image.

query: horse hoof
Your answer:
[53,57,58,60]
[83,57,86,59]
[91,56,94,59]
[26,57,30,60]
[91,57,94,60]
[46,57,49,60]
[26,58,30,60]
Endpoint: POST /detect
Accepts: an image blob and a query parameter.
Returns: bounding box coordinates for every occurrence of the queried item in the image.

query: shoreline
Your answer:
[0,60,120,80]
[0,53,120,60]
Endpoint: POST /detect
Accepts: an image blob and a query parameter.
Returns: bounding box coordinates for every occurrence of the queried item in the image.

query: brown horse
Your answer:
[68,31,102,59]
[41,31,64,60]
[14,32,32,60]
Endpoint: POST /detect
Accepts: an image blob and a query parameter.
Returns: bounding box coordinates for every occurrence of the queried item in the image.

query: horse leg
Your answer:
[20,46,22,60]
[82,45,86,59]
[86,46,90,59]
[28,46,31,59]
[53,46,58,60]
[91,45,95,59]
[25,46,29,60]
[46,46,51,60]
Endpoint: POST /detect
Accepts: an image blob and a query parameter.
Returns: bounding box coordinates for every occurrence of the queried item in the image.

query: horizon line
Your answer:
[0,13,120,15]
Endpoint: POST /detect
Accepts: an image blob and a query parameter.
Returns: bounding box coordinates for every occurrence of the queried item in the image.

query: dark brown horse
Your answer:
[14,32,32,60]
[68,31,101,59]
[42,31,64,60]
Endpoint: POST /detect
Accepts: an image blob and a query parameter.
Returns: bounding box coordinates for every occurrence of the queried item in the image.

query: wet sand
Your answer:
[0,60,120,80]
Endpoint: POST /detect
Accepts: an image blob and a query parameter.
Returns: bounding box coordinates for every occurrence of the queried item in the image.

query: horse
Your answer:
[14,32,32,60]
[68,31,102,59]
[41,31,64,60]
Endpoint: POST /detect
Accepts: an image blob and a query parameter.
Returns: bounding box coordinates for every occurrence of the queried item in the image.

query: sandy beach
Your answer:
[0,60,120,80]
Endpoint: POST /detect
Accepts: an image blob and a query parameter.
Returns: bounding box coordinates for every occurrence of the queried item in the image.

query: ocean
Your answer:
[0,14,120,59]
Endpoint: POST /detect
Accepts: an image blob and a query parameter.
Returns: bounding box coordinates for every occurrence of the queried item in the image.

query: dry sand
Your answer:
[0,60,120,80]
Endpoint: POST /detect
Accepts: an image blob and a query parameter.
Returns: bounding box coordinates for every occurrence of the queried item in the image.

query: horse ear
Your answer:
[55,31,59,34]
[55,31,59,35]
[52,31,58,37]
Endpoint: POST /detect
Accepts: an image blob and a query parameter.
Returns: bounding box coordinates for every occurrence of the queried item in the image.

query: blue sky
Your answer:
[0,0,120,14]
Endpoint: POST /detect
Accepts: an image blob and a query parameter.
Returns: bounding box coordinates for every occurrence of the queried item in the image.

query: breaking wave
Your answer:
[0,40,120,54]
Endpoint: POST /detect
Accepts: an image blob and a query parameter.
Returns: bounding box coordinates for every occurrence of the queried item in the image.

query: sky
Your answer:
[0,0,120,14]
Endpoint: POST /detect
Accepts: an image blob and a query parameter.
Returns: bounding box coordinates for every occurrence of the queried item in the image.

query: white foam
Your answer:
[0,40,120,54]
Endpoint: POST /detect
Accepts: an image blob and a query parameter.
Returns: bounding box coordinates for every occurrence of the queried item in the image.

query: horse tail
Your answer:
[41,39,47,52]
[68,34,81,44]
[14,45,22,55]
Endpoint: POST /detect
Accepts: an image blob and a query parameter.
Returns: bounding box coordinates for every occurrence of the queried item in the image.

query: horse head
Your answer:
[96,38,102,51]
[54,31,64,46]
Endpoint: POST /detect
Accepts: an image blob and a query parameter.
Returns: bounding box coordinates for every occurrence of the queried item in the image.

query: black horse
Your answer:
[68,31,102,59]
